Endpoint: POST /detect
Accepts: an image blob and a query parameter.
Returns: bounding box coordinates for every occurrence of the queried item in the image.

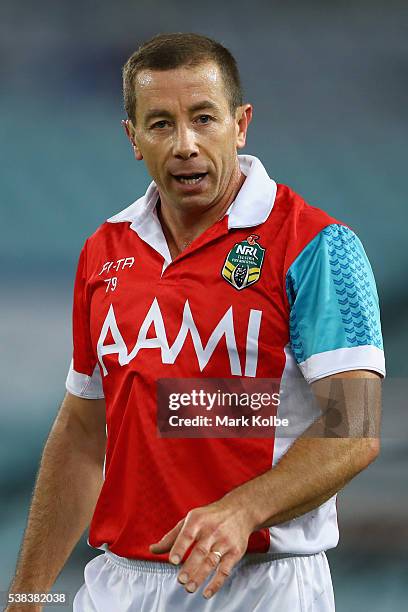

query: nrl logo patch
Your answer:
[221,234,265,290]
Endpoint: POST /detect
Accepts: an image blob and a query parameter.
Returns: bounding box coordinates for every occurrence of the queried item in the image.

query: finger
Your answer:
[181,545,227,593]
[202,552,238,599]
[168,519,200,566]
[149,519,184,555]
[176,537,215,589]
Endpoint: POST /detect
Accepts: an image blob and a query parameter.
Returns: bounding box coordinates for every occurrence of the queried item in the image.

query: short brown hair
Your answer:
[123,32,243,123]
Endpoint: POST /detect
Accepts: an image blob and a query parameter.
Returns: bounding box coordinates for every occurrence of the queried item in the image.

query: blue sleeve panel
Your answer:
[286,224,383,365]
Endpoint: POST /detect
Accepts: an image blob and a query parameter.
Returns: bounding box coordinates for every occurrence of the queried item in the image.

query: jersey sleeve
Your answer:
[65,240,105,399]
[285,223,385,384]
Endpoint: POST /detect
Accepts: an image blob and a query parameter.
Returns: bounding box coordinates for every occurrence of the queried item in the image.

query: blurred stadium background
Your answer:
[1,0,407,609]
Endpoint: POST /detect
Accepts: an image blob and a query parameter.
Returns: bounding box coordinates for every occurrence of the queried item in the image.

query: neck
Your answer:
[158,163,246,260]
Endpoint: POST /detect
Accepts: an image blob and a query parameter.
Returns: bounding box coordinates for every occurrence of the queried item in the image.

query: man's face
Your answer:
[127,61,251,212]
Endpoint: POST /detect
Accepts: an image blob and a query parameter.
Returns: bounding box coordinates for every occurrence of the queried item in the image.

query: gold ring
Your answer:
[212,551,222,562]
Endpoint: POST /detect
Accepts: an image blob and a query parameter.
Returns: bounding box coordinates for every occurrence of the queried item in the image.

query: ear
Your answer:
[235,104,253,149]
[121,119,143,160]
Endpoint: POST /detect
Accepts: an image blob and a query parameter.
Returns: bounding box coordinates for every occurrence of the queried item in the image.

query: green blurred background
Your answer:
[1,0,407,609]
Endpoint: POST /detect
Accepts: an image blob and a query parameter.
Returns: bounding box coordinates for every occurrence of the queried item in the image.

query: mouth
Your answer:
[172,172,208,185]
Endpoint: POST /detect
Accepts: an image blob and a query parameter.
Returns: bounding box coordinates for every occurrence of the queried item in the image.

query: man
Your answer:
[7,33,385,611]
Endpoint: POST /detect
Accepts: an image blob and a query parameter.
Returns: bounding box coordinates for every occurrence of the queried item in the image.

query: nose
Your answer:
[172,124,199,160]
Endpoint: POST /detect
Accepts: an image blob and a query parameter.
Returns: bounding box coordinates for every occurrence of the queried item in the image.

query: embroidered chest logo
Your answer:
[221,234,265,290]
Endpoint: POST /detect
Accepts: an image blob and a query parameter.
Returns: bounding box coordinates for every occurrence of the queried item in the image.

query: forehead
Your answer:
[134,62,229,115]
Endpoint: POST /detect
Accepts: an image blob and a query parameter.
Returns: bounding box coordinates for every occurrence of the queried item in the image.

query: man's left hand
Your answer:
[149,495,256,599]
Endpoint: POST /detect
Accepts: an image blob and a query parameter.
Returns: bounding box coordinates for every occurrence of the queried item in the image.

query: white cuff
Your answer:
[65,360,105,399]
[298,345,386,384]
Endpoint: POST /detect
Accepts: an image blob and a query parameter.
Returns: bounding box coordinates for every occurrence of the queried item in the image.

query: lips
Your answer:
[172,172,208,185]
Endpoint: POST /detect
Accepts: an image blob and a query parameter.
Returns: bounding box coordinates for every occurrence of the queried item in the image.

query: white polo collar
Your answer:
[107,154,277,263]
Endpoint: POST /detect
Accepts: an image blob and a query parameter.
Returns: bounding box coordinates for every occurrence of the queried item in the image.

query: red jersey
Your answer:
[66,155,385,560]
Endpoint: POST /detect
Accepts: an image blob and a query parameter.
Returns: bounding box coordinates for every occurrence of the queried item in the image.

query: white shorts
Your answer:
[73,550,335,612]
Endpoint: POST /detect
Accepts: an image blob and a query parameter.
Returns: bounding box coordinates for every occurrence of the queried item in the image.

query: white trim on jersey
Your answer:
[227,155,277,229]
[298,345,386,384]
[268,345,339,554]
[65,360,104,399]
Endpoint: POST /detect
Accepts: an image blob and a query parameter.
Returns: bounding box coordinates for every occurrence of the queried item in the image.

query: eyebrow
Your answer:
[144,100,220,125]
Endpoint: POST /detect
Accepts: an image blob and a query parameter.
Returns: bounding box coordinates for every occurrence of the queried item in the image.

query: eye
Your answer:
[151,120,169,129]
[196,114,212,124]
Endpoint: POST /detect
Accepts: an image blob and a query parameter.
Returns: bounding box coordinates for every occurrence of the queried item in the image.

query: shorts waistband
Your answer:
[105,550,317,574]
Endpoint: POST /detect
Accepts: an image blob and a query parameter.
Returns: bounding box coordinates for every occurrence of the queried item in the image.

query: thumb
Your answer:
[150,519,184,553]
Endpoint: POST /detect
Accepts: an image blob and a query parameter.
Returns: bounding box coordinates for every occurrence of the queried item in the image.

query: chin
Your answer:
[177,196,210,209]
[174,189,212,204]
